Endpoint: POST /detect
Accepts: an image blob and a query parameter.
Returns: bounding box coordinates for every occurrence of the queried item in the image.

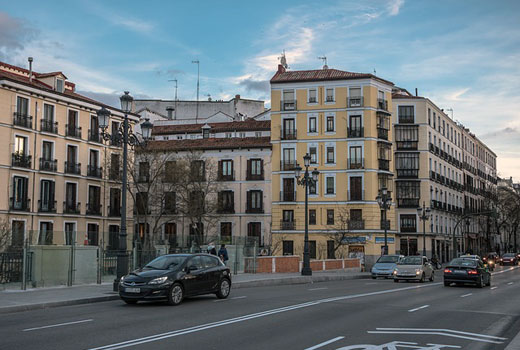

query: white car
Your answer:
[393,256,434,283]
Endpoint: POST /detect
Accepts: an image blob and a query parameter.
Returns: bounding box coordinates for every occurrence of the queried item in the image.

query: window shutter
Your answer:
[247,159,251,178]
[247,191,251,211]
[260,191,263,210]
[260,159,264,177]
[218,160,222,177]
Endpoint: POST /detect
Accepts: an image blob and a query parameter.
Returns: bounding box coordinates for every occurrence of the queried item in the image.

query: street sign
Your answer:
[375,237,395,244]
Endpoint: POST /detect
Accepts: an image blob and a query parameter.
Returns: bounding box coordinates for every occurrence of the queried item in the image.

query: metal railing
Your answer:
[347,158,364,170]
[348,220,365,230]
[39,158,57,172]
[40,119,58,133]
[9,197,31,211]
[13,112,32,128]
[347,190,365,201]
[280,160,298,171]
[396,141,418,150]
[378,159,390,171]
[12,153,32,168]
[280,220,296,230]
[86,203,102,216]
[87,165,103,178]
[347,127,364,138]
[0,252,33,284]
[65,161,81,175]
[377,127,389,140]
[280,100,297,111]
[347,96,364,108]
[88,129,101,143]
[65,124,82,138]
[280,191,296,202]
[398,115,415,124]
[377,98,388,111]
[108,205,121,217]
[397,198,420,208]
[397,169,419,178]
[63,201,81,214]
[38,200,57,213]
[280,129,297,140]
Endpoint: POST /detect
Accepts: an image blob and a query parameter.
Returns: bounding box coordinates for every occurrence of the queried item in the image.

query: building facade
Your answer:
[270,64,397,268]
[0,60,137,250]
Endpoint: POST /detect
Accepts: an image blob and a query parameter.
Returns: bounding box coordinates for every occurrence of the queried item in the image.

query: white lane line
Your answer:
[492,266,519,275]
[491,286,498,290]
[23,319,93,332]
[304,336,344,350]
[408,304,430,312]
[88,283,442,350]
[460,293,473,298]
[375,328,507,340]
[308,287,328,291]
[231,296,247,300]
[367,331,503,344]
[508,282,514,285]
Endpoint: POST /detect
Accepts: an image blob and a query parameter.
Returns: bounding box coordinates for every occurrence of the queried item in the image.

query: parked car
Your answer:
[500,253,518,266]
[444,257,491,287]
[371,255,404,279]
[482,253,499,271]
[118,254,231,305]
[393,256,434,283]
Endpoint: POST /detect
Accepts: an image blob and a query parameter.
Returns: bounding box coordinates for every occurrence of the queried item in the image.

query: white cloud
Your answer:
[111,17,153,33]
[387,0,405,16]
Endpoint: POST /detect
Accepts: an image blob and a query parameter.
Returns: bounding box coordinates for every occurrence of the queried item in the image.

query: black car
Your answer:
[119,254,231,305]
[500,253,518,266]
[444,258,491,288]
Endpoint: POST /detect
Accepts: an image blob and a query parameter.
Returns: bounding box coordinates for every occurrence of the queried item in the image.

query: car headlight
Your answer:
[393,270,398,275]
[415,269,422,275]
[119,275,127,284]
[148,276,168,285]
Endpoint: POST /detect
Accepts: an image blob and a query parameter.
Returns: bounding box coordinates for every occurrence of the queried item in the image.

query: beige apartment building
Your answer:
[135,119,272,249]
[270,64,397,268]
[0,60,137,250]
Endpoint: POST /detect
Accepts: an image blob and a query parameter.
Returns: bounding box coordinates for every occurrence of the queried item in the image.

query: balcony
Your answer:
[377,99,388,111]
[39,158,57,172]
[396,141,418,150]
[108,205,121,217]
[64,161,81,175]
[377,127,388,140]
[347,96,364,108]
[308,97,317,104]
[397,198,420,208]
[397,169,419,178]
[63,201,81,214]
[430,171,436,180]
[347,158,364,170]
[325,96,335,103]
[280,100,297,111]
[110,135,121,147]
[280,191,296,202]
[398,115,415,124]
[217,172,235,181]
[9,197,30,211]
[40,119,58,134]
[246,172,264,181]
[12,153,31,168]
[88,129,101,143]
[281,129,297,140]
[13,112,32,128]
[280,160,298,171]
[38,200,56,213]
[65,124,82,139]
[400,225,416,233]
[347,127,364,138]
[348,220,365,230]
[86,203,102,216]
[378,159,390,171]
[280,220,296,231]
[87,165,103,178]
[347,190,365,201]
[138,174,150,183]
[246,205,264,214]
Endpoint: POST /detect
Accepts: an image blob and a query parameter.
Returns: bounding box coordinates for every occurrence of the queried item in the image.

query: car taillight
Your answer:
[467,270,478,275]
[444,268,452,273]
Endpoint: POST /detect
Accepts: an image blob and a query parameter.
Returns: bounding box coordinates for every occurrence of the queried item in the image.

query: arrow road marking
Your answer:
[491,286,498,290]
[23,319,93,332]
[460,293,472,298]
[304,336,344,350]
[368,328,506,344]
[507,282,514,285]
[408,305,430,312]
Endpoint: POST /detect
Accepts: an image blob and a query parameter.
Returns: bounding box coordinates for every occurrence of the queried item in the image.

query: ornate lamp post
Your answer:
[97,92,152,291]
[376,187,391,255]
[417,202,431,257]
[294,153,319,276]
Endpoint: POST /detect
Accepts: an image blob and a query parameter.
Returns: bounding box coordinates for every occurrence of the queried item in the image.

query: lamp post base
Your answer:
[113,279,120,292]
[301,267,312,276]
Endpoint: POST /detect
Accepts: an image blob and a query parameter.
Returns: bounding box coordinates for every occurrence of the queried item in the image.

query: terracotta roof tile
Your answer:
[153,119,270,135]
[145,136,271,152]
[270,68,394,85]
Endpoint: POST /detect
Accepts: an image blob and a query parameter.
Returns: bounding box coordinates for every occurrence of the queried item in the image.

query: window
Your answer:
[163,161,176,182]
[190,160,205,181]
[247,222,262,245]
[309,241,317,259]
[218,191,234,213]
[428,108,431,125]
[400,215,417,232]
[164,192,176,213]
[219,160,233,180]
[39,222,53,245]
[247,159,263,180]
[87,223,99,246]
[326,176,335,194]
[108,225,119,251]
[109,188,121,216]
[327,240,335,259]
[326,116,335,132]
[309,209,316,225]
[12,176,29,210]
[395,125,418,149]
[136,192,149,215]
[308,116,317,133]
[139,161,150,182]
[396,181,420,208]
[255,131,262,137]
[56,78,64,93]
[348,115,362,137]
[327,209,334,225]
[283,241,294,255]
[349,146,363,169]
[247,190,263,213]
[203,128,210,139]
[43,104,55,132]
[349,176,363,201]
[16,96,29,116]
[326,88,334,102]
[398,106,414,123]
[110,153,120,180]
[348,87,362,107]
[433,112,436,128]
[14,135,27,155]
[395,152,419,177]
[309,179,317,195]
[11,221,24,248]
[308,89,317,103]
[309,146,318,164]
[220,223,232,242]
[87,186,101,215]
[65,223,75,245]
[326,147,335,164]
[282,90,295,110]
[39,179,55,212]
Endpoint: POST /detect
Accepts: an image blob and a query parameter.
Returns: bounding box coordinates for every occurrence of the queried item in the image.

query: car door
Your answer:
[423,257,432,278]
[202,255,221,292]
[182,256,205,295]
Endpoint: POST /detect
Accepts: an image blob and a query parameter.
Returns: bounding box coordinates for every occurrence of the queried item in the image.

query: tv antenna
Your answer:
[168,79,178,120]
[192,60,200,123]
[279,50,289,69]
[318,56,328,69]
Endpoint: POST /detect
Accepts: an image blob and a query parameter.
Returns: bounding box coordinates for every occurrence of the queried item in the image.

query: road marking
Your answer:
[491,266,519,275]
[89,283,442,350]
[231,296,247,300]
[368,328,506,344]
[304,336,344,350]
[308,287,328,291]
[491,286,498,290]
[23,319,93,332]
[460,293,472,298]
[408,305,430,312]
[507,282,514,285]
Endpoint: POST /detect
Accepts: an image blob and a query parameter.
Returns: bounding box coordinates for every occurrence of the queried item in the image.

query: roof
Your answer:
[144,136,271,152]
[153,119,271,136]
[270,67,394,86]
[392,93,425,99]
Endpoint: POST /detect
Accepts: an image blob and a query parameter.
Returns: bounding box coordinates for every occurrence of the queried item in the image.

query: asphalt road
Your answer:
[1,266,519,350]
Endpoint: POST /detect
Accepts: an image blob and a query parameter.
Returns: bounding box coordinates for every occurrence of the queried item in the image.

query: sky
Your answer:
[0,0,519,180]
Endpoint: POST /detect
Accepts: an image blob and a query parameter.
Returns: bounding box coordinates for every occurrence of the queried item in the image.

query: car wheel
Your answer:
[419,273,425,283]
[394,279,399,283]
[476,276,484,288]
[371,276,377,280]
[429,272,434,282]
[216,278,231,299]
[168,283,184,306]
[444,281,450,287]
[122,298,137,305]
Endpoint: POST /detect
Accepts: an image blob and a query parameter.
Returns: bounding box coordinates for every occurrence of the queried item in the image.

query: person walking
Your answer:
[207,243,217,256]
[218,244,229,265]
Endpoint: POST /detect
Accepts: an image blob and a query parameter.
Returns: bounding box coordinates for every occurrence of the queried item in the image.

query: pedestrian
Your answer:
[218,244,229,264]
[207,243,217,256]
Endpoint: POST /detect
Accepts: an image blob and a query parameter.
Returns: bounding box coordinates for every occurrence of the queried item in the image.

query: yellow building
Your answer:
[270,64,396,268]
[0,60,137,250]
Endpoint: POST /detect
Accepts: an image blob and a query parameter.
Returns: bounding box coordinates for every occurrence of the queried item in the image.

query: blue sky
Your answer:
[0,0,519,180]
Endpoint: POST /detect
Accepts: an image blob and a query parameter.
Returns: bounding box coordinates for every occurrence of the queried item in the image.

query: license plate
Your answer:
[454,270,465,274]
[125,287,140,293]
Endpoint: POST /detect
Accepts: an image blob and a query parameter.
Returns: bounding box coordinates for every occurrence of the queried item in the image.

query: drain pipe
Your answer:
[28,57,33,83]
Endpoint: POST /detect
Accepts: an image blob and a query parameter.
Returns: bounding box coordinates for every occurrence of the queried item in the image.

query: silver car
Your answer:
[393,256,434,283]
[371,255,404,279]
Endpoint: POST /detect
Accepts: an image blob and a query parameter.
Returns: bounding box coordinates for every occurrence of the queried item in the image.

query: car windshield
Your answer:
[449,258,477,267]
[503,253,515,257]
[398,256,422,265]
[377,256,399,263]
[144,256,187,270]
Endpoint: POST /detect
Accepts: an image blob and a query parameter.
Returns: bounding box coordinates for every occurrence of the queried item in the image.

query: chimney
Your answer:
[166,106,175,120]
[277,64,286,74]
[28,57,33,83]
[415,88,418,96]
[235,94,240,100]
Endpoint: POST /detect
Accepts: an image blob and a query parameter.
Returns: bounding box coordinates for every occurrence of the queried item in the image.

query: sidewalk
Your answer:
[0,269,368,314]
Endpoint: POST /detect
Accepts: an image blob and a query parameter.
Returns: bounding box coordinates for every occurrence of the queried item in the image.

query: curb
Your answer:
[505,330,520,350]
[0,273,369,314]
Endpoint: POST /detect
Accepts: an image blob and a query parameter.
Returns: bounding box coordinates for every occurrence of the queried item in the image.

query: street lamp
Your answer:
[417,202,431,257]
[376,188,392,255]
[465,218,471,254]
[294,153,319,276]
[97,91,152,291]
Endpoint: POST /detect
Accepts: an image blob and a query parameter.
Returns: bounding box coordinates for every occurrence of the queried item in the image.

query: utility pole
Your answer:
[192,60,200,123]
[168,79,178,120]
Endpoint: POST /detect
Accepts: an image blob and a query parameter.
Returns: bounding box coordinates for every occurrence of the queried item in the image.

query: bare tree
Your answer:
[0,218,11,252]
[326,207,356,259]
